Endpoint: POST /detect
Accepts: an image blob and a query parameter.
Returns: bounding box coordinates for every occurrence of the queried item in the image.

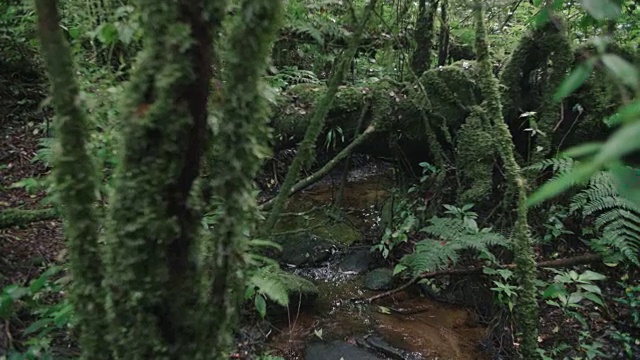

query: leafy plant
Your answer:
[395,205,509,277]
[570,170,640,265]
[245,265,317,318]
[0,266,74,359]
[542,269,607,327]
[484,267,519,312]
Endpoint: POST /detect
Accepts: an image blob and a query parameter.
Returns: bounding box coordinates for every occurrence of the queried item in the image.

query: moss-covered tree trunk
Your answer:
[100,0,222,357]
[473,1,539,358]
[411,0,438,75]
[202,0,284,355]
[34,1,106,358]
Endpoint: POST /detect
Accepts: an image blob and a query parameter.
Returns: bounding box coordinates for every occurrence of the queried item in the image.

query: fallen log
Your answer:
[0,208,58,229]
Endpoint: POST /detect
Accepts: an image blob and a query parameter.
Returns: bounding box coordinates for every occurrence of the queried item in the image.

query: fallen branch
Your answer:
[0,208,58,229]
[259,123,377,211]
[353,253,603,303]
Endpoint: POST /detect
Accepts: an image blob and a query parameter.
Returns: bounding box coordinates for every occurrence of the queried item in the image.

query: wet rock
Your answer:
[365,268,394,290]
[275,232,335,267]
[305,341,384,360]
[358,335,424,360]
[338,250,373,274]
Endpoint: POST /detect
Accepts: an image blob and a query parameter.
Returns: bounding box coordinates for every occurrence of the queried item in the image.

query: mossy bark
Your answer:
[411,0,438,75]
[202,0,284,355]
[437,0,450,67]
[102,0,218,357]
[499,18,573,163]
[262,0,378,234]
[473,2,539,358]
[34,1,105,358]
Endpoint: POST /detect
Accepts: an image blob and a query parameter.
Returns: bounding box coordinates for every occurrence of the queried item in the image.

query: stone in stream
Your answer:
[338,250,373,274]
[305,341,385,360]
[275,232,335,267]
[364,268,395,291]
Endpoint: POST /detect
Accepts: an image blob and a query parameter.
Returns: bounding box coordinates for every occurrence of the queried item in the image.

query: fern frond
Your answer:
[399,217,509,276]
[571,170,640,265]
[524,157,575,173]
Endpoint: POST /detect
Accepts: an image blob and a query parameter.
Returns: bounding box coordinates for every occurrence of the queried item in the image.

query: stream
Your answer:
[261,162,490,360]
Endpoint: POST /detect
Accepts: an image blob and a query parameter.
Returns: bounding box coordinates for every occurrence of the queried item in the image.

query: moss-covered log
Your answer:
[0,208,57,229]
[271,63,481,159]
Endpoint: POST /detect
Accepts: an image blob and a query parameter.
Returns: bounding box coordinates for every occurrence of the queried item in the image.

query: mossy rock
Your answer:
[364,268,395,291]
[274,232,335,267]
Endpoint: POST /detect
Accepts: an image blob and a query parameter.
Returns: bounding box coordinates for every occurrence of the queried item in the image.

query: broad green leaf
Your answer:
[582,291,605,306]
[611,165,640,204]
[580,0,622,19]
[594,120,640,166]
[542,283,566,299]
[577,284,602,295]
[601,54,640,90]
[527,162,599,206]
[578,270,607,281]
[553,61,594,102]
[560,142,602,158]
[255,295,267,318]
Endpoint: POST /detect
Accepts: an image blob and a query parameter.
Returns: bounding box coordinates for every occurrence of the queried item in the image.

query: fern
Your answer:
[570,171,640,265]
[524,157,575,174]
[398,217,509,277]
[247,265,317,306]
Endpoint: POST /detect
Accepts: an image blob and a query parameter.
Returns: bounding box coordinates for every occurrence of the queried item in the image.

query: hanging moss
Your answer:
[499,19,573,163]
[456,106,494,203]
[473,2,539,358]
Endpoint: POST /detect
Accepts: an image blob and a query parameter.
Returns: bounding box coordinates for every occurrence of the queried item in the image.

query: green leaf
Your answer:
[578,270,606,281]
[594,120,640,165]
[560,142,602,158]
[611,165,640,204]
[580,0,622,19]
[577,284,602,295]
[582,291,605,306]
[553,61,594,102]
[527,162,599,206]
[543,283,567,299]
[601,54,640,90]
[255,295,267,319]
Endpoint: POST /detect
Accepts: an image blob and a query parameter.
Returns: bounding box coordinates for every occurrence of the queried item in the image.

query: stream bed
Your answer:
[261,164,490,360]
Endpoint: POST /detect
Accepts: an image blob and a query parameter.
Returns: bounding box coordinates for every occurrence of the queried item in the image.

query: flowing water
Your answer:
[264,164,490,360]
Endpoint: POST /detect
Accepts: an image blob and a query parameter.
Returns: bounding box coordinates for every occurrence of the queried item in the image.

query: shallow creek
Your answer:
[264,165,489,360]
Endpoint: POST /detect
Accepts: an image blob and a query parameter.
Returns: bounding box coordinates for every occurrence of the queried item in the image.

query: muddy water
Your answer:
[266,169,489,360]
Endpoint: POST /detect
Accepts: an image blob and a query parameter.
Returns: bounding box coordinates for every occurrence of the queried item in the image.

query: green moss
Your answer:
[456,106,494,203]
[499,19,573,163]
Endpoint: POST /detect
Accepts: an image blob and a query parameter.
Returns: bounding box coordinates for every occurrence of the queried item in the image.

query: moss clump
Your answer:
[499,19,573,163]
[456,106,494,203]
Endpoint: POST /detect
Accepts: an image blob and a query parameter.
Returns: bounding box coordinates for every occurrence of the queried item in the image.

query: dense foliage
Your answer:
[0,0,638,359]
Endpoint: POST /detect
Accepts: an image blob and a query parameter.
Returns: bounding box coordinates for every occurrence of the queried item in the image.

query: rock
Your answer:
[358,335,424,360]
[275,232,335,267]
[364,268,394,291]
[305,341,384,360]
[338,250,373,274]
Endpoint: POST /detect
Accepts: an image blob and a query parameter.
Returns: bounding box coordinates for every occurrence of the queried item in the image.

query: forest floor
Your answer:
[0,78,638,359]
